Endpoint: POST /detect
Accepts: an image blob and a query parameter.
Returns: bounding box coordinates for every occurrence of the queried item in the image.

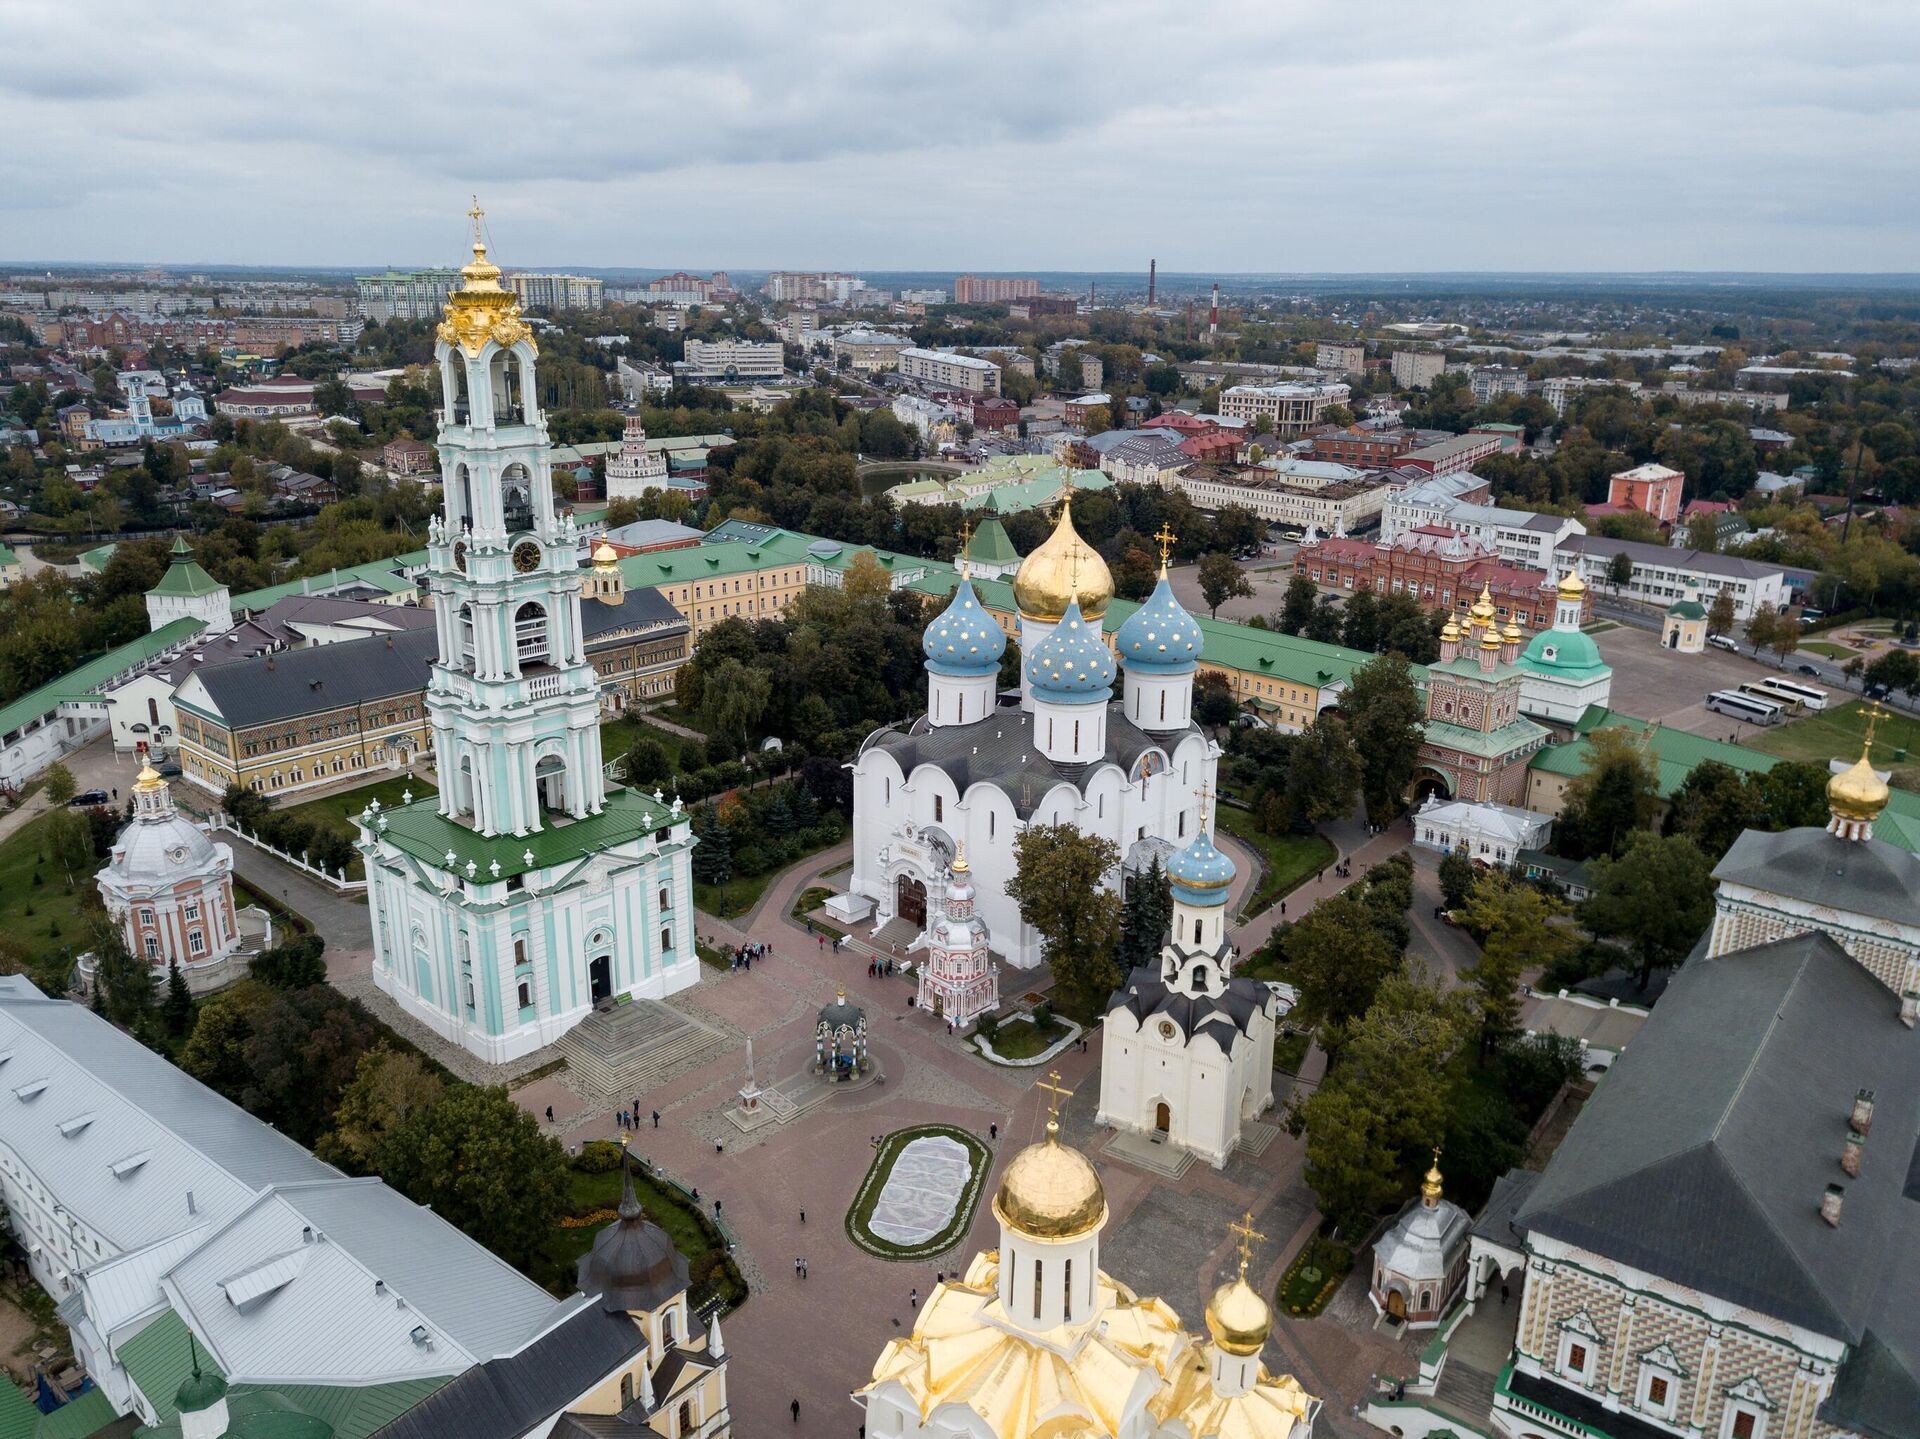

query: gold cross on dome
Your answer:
[1196,779,1216,830]
[1865,700,1887,750]
[1229,1210,1266,1277]
[466,196,485,243]
[1154,521,1177,571]
[958,519,973,577]
[1036,1070,1074,1123]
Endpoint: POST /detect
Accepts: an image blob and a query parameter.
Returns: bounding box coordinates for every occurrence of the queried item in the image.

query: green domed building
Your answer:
[1518,572,1613,723]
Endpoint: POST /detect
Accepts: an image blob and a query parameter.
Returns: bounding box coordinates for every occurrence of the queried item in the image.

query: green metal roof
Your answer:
[1519,625,1607,678]
[0,1381,38,1439]
[1666,598,1708,619]
[118,1310,201,1423]
[78,543,119,573]
[0,617,205,740]
[147,539,225,599]
[365,784,682,879]
[229,552,425,613]
[965,517,1020,568]
[33,1389,116,1439]
[1423,716,1550,760]
[0,544,19,567]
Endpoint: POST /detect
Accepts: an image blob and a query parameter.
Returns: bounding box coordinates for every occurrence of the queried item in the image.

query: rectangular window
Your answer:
[517,979,532,1009]
[1567,1342,1588,1376]
[1032,1258,1042,1318]
[188,929,206,956]
[1646,1375,1668,1409]
[1730,1415,1756,1439]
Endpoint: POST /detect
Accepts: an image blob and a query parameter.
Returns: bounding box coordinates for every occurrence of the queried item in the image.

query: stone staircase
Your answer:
[554,999,726,1098]
[1431,1357,1498,1428]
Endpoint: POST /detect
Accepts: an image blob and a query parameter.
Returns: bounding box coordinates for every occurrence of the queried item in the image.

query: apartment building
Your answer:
[952,275,1041,304]
[1660,383,1789,412]
[507,272,605,310]
[765,271,867,303]
[354,267,461,320]
[1217,380,1350,435]
[831,329,913,373]
[674,338,784,384]
[898,346,1002,396]
[1469,365,1529,404]
[1391,350,1448,390]
[1541,374,1643,416]
[1310,424,1415,468]
[1396,430,1505,478]
[1606,461,1685,525]
[1315,341,1366,374]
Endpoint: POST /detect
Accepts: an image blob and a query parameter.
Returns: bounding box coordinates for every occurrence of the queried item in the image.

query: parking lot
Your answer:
[1584,621,1833,740]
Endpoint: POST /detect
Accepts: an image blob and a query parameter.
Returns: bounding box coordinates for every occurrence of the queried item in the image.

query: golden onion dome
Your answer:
[1828,747,1891,822]
[134,763,164,793]
[592,540,619,569]
[992,1124,1107,1240]
[1480,624,1503,650]
[1013,491,1113,622]
[1557,569,1587,598]
[1502,620,1523,642]
[1205,1274,1273,1357]
[1440,617,1460,642]
[1469,584,1497,624]
[1422,1151,1445,1205]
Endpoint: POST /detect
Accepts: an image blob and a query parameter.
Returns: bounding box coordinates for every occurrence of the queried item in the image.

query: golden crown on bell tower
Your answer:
[437,197,535,359]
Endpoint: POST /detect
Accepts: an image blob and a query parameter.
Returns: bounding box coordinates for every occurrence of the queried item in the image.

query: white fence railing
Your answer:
[208,813,368,892]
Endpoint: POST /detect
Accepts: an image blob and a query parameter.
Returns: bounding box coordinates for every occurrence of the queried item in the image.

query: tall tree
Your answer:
[1277,573,1317,635]
[1342,653,1426,824]
[1581,832,1716,989]
[1663,759,1762,862]
[318,1045,446,1173]
[1283,714,1360,827]
[43,762,76,805]
[378,1084,570,1267]
[1745,602,1779,655]
[1759,760,1830,830]
[1005,824,1124,1015]
[1706,586,1737,636]
[1116,858,1172,973]
[1562,725,1659,858]
[1283,891,1400,1051]
[696,656,772,761]
[1458,872,1574,1057]
[1196,552,1253,618]
[1341,588,1380,653]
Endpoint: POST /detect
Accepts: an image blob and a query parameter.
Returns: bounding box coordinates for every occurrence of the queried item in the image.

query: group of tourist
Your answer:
[866,955,898,977]
[728,941,767,971]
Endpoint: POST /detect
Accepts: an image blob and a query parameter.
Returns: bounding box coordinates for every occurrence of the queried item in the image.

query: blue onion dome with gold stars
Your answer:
[922,575,1006,676]
[1114,571,1202,673]
[1167,826,1235,906]
[1024,598,1115,704]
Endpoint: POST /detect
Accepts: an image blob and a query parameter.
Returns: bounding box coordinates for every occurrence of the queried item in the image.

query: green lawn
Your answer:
[1273,1027,1312,1075]
[1797,640,1858,659]
[0,809,106,990]
[1747,699,1920,792]
[281,775,437,841]
[601,717,698,776]
[978,1015,1065,1061]
[1276,1237,1353,1317]
[530,1150,747,1310]
[695,829,845,919]
[1213,806,1337,918]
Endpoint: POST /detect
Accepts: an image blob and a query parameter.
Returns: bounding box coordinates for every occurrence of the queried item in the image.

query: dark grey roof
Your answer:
[581,585,686,646]
[1470,1169,1540,1249]
[1560,532,1818,584]
[1823,1329,1920,1439]
[577,1165,689,1315]
[1104,953,1269,1055]
[1513,933,1920,1407]
[370,1305,645,1439]
[861,700,1197,820]
[1712,826,1920,929]
[187,628,438,729]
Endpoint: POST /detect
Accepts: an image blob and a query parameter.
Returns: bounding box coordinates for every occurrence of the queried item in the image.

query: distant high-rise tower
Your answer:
[1208,282,1219,340]
[1148,259,1157,306]
[1088,279,1095,308]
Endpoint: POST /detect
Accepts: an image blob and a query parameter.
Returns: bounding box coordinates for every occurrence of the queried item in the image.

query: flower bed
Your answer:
[973,1016,1082,1067]
[845,1124,992,1261]
[1278,1237,1353,1317]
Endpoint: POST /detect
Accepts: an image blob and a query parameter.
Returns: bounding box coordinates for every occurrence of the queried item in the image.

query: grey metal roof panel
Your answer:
[1515,933,1920,1381]
[1712,827,1920,928]
[0,986,332,1253]
[1821,1330,1920,1439]
[187,628,439,729]
[1470,1169,1540,1248]
[580,585,686,644]
[369,1305,648,1439]
[861,701,1199,820]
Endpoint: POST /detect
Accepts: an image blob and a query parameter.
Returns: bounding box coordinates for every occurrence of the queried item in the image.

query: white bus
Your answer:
[1706,689,1786,726]
[1748,675,1830,712]
[1738,682,1803,716]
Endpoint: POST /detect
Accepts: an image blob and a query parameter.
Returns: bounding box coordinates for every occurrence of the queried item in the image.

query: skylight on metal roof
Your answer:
[12,1078,48,1100]
[109,1150,151,1177]
[219,1247,311,1313]
[57,1112,94,1137]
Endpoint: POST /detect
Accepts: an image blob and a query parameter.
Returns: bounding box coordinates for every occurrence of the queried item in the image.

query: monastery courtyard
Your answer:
[509,821,1420,1437]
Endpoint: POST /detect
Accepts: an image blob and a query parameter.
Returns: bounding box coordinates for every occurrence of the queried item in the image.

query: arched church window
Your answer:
[933,795,943,824]
[1194,920,1204,947]
[514,601,549,667]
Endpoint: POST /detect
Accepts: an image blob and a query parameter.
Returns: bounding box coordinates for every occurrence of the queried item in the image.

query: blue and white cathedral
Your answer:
[359,210,697,1063]
[849,498,1219,970]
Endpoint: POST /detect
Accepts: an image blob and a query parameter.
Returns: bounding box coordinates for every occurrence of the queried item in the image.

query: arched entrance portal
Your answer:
[896,873,928,927]
[1410,767,1452,805]
[1155,1101,1171,1133]
[1386,1289,1407,1321]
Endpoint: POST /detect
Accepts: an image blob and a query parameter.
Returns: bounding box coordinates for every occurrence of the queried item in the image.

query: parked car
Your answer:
[1796,664,1821,677]
[67,789,109,807]
[1867,682,1892,700]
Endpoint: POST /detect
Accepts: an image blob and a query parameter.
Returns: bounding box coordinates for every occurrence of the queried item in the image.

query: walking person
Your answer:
[799,1209,806,1224]
[989,1122,997,1140]
[650,1109,659,1128]
[791,1399,800,1424]
[544,1105,553,1123]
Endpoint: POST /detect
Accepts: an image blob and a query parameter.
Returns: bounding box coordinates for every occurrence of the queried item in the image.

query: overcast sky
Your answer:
[2,0,1916,274]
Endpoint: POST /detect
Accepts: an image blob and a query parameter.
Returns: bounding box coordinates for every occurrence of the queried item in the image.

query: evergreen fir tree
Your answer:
[1117,858,1173,972]
[690,807,733,884]
[163,960,193,1035]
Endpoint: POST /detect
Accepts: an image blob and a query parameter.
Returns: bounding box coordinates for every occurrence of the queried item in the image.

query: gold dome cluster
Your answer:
[1013,488,1113,622]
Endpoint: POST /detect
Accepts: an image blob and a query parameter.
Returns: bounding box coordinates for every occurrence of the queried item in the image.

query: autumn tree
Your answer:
[1560,724,1659,858]
[1342,653,1425,824]
[1283,891,1399,1052]
[1458,872,1573,1057]
[1707,587,1736,636]
[1196,552,1254,618]
[318,1045,447,1173]
[1005,824,1124,1015]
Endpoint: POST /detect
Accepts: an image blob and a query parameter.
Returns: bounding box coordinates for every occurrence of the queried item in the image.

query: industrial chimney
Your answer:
[1148,259,1157,306]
